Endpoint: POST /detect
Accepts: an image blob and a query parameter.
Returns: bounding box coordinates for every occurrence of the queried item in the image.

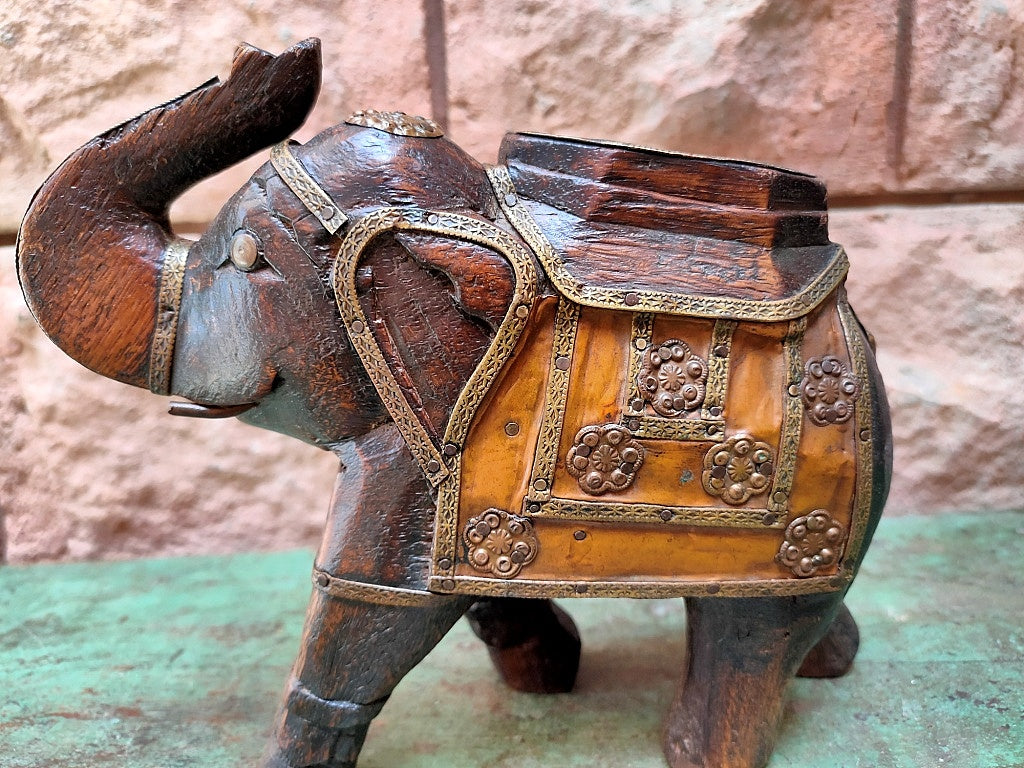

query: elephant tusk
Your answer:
[168,401,258,419]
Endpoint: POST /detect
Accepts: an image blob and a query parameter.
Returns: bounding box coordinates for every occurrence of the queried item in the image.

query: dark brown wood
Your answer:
[796,601,860,678]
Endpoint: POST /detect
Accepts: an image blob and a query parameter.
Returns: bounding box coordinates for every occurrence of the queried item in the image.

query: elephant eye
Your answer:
[229,230,263,271]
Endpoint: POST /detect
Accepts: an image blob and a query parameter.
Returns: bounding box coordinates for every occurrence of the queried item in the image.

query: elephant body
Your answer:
[17,41,891,768]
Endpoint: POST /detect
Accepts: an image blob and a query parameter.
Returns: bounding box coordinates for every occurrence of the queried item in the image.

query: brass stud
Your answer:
[515,304,530,318]
[788,383,801,397]
[316,573,330,588]
[527,503,541,514]
[426,459,441,473]
[443,443,459,457]
[321,205,336,220]
[635,338,648,350]
[573,530,587,541]
[504,421,520,437]
[860,428,871,441]
[706,424,719,436]
[772,490,788,504]
[555,356,570,371]
[504,193,518,207]
[427,213,440,225]
[574,584,589,594]
[714,344,729,358]
[441,579,456,591]
[659,509,673,522]
[533,478,549,492]
[624,292,639,306]
[762,513,778,527]
[438,558,453,570]
[350,320,365,334]
[709,405,723,417]
[706,584,721,594]
[630,398,645,412]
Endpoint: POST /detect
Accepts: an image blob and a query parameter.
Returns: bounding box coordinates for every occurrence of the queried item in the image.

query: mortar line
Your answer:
[422,0,449,130]
[887,0,915,183]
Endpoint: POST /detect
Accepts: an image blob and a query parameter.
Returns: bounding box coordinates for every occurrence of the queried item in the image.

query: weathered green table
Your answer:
[2,512,1022,768]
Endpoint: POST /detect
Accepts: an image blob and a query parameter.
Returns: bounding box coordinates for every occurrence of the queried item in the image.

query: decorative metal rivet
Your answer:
[229,231,261,271]
[533,478,549,491]
[443,443,459,457]
[427,213,440,225]
[635,338,648,350]
[321,205,336,219]
[573,530,587,541]
[801,355,861,426]
[772,490,788,504]
[788,383,801,397]
[659,509,673,522]
[504,193,518,207]
[515,304,530,318]
[350,320,365,334]
[316,573,330,588]
[566,424,645,496]
[426,460,441,473]
[860,428,871,441]
[624,292,640,306]
[574,584,589,594]
[627,418,640,431]
[555,356,571,371]
[702,435,774,505]
[777,509,846,577]
[714,344,729,358]
[709,405,723,418]
[706,584,721,594]
[637,338,708,417]
[504,421,520,437]
[762,513,778,526]
[441,578,456,591]
[527,503,541,514]
[706,425,719,436]
[438,558,453,570]
[463,508,539,579]
[629,398,645,412]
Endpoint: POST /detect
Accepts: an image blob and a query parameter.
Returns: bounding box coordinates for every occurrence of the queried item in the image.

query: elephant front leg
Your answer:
[264,588,471,768]
[466,597,582,693]
[662,592,845,768]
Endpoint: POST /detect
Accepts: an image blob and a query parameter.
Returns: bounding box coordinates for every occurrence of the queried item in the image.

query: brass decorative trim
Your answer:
[527,297,580,502]
[345,109,443,138]
[624,312,654,414]
[528,497,785,530]
[270,143,348,234]
[148,238,190,396]
[487,165,849,322]
[428,573,850,599]
[702,319,737,420]
[768,317,807,513]
[836,294,876,568]
[332,207,538,487]
[623,415,724,441]
[312,570,445,607]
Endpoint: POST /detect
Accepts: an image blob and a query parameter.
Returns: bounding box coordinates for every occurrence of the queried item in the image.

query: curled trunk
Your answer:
[17,39,322,389]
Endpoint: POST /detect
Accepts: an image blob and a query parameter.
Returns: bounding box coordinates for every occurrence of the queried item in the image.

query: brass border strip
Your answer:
[428,573,849,599]
[271,143,348,234]
[625,416,724,441]
[701,319,737,419]
[148,239,190,395]
[768,317,808,514]
[332,207,538,487]
[624,312,654,415]
[529,497,785,529]
[526,298,580,503]
[836,293,876,568]
[313,570,445,607]
[488,165,849,322]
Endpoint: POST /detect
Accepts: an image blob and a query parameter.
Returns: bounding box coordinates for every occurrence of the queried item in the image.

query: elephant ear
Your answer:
[353,231,517,443]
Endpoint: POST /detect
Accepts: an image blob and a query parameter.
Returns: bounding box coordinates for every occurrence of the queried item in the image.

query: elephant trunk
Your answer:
[16,39,322,389]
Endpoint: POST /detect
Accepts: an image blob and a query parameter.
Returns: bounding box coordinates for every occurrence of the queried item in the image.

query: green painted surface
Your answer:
[1,512,1022,768]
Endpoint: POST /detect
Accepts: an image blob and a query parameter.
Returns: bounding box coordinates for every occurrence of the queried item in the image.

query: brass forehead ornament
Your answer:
[345,109,444,137]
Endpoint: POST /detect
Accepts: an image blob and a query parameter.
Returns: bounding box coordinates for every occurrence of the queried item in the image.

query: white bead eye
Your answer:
[229,231,261,271]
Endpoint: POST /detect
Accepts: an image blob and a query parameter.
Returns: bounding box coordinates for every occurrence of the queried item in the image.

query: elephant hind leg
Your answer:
[264,589,472,768]
[466,597,581,694]
[796,600,860,678]
[662,593,844,768]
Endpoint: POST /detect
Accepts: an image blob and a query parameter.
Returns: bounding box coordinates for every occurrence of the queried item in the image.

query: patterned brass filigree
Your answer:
[702,435,774,505]
[345,109,443,137]
[801,355,860,426]
[637,339,708,416]
[566,424,645,495]
[463,509,538,579]
[777,510,846,577]
[148,239,190,395]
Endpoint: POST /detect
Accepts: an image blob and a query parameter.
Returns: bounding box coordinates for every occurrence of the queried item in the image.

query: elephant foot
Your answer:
[467,597,581,693]
[796,601,860,678]
[662,593,844,768]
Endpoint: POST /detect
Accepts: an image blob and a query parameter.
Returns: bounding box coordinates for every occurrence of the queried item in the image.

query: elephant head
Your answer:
[18,40,517,450]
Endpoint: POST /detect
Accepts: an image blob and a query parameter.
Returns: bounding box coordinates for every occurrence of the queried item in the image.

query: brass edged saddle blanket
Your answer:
[325,133,877,600]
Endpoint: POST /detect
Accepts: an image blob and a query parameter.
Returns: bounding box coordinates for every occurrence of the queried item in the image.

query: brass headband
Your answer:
[149,238,190,395]
[270,142,348,234]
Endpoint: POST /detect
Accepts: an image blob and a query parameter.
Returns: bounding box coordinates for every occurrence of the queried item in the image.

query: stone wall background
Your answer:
[1,0,1021,562]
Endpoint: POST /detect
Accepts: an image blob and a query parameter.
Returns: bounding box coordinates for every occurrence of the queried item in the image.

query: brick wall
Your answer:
[1,0,1021,561]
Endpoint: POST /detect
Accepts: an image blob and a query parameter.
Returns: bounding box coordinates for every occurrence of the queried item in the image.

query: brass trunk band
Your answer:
[148,238,190,396]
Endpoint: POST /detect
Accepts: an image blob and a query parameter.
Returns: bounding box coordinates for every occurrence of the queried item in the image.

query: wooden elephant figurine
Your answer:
[17,40,891,768]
